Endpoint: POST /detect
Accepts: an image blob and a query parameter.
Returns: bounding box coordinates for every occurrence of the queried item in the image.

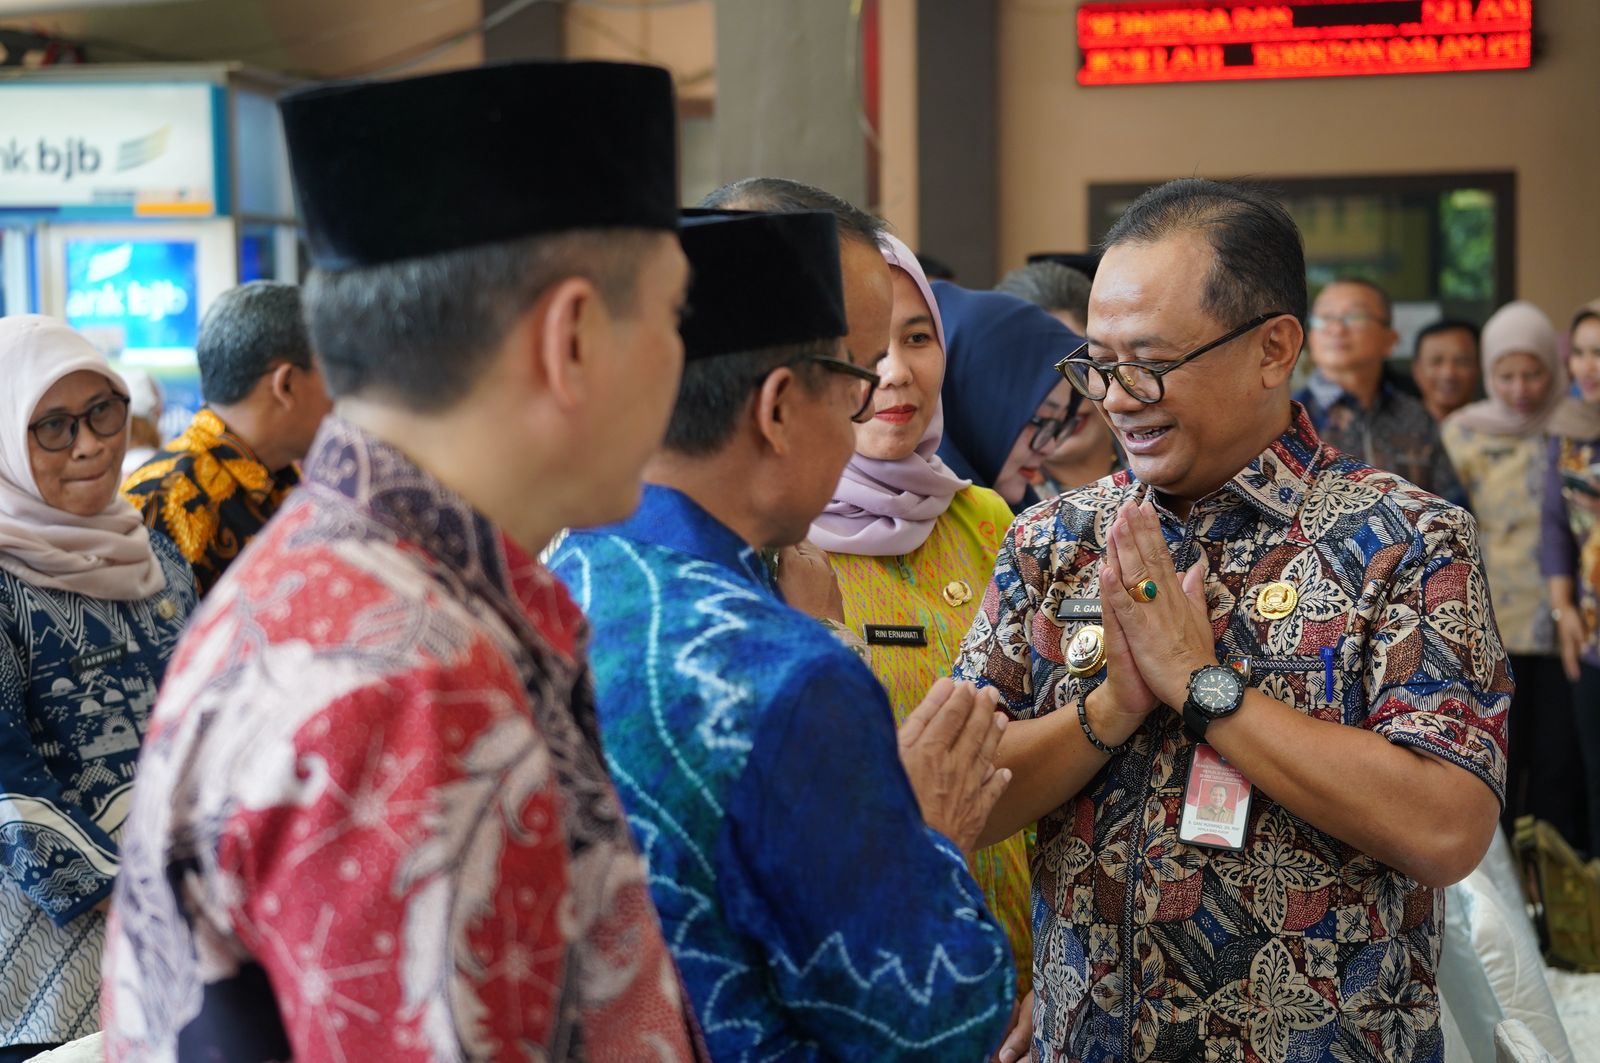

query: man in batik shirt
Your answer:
[102,62,705,1060]
[552,209,1021,1060]
[122,282,331,596]
[959,179,1508,1063]
[1295,277,1468,508]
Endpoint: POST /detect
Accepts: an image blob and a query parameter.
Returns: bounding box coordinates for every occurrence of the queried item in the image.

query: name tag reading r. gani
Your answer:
[1055,598,1102,622]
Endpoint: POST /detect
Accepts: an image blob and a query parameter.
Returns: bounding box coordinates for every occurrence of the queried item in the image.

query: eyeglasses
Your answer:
[1025,410,1089,451]
[1055,312,1291,406]
[28,394,130,452]
[1309,310,1388,331]
[803,355,882,422]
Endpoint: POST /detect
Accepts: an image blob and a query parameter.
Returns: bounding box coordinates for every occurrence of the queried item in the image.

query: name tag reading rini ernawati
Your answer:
[863,625,928,647]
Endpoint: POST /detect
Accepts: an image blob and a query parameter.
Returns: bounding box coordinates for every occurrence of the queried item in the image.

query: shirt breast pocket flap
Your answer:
[1229,653,1338,709]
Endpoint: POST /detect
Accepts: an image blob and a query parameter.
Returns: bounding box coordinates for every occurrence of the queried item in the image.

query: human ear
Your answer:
[1259,316,1305,390]
[753,367,797,456]
[530,276,604,411]
[268,363,296,408]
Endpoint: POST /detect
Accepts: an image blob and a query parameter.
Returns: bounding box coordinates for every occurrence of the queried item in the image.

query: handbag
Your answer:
[1511,815,1600,972]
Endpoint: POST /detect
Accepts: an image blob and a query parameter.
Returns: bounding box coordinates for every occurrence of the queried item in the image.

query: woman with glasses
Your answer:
[0,316,194,1061]
[810,246,1084,1061]
[1034,408,1122,497]
[936,285,1086,509]
[992,263,1124,496]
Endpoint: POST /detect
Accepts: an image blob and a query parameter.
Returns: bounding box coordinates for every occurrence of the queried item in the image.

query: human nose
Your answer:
[70,420,108,460]
[877,347,913,387]
[1099,370,1145,414]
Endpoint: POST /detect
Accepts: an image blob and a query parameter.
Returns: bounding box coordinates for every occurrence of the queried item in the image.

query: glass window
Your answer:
[1088,173,1515,348]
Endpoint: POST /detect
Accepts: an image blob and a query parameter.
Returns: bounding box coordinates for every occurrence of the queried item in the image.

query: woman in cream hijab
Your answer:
[0,316,194,1060]
[1442,301,1584,847]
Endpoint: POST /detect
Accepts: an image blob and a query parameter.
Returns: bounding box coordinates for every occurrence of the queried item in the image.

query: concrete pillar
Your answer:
[482,0,564,61]
[915,0,997,286]
[712,0,867,207]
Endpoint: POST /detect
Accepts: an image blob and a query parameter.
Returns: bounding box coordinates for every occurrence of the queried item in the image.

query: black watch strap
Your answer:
[1182,664,1246,742]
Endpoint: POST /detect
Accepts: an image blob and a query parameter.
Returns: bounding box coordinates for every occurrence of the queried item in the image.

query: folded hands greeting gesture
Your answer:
[1099,497,1216,711]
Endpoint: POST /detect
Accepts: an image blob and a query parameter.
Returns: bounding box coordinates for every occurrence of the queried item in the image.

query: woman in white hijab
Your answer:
[0,316,195,1060]
[1442,301,1584,847]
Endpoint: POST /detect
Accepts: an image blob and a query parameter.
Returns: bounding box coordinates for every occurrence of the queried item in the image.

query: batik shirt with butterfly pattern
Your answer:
[102,417,704,1063]
[954,404,1510,1063]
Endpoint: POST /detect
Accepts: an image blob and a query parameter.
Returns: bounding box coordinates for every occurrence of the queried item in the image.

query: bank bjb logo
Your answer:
[0,125,171,181]
[65,240,199,357]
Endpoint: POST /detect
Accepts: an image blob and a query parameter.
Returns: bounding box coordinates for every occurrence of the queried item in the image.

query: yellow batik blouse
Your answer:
[121,408,299,597]
[1441,421,1554,655]
[825,485,1033,992]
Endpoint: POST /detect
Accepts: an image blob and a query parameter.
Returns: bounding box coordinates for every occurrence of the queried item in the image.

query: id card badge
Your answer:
[1179,743,1253,851]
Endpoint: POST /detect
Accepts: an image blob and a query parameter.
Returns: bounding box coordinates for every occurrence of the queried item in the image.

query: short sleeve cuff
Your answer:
[1371,706,1507,807]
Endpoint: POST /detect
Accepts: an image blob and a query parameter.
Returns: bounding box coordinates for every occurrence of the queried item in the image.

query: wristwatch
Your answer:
[1182,664,1247,740]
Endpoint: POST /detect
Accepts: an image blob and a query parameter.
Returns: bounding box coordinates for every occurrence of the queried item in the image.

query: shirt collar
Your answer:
[1177,402,1326,526]
[300,415,587,661]
[194,407,300,499]
[1305,369,1398,415]
[605,484,776,594]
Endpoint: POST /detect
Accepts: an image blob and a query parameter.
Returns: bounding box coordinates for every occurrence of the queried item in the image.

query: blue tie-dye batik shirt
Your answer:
[552,484,1028,1062]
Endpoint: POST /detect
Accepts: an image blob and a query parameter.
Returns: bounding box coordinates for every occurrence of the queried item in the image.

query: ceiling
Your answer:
[0,0,180,13]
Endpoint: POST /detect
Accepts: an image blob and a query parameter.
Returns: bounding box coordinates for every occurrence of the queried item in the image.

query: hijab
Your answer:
[933,282,1081,490]
[0,316,166,601]
[809,234,970,557]
[1548,301,1600,441]
[1446,301,1567,437]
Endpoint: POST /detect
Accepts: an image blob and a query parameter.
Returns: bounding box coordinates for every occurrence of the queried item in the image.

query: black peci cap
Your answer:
[280,60,680,271]
[678,209,847,361]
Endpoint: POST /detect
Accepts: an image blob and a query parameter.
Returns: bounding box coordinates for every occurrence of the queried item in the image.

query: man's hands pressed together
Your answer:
[1099,496,1214,712]
[898,678,1012,854]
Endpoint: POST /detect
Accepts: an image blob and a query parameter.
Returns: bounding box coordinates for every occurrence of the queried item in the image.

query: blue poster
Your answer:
[64,240,199,357]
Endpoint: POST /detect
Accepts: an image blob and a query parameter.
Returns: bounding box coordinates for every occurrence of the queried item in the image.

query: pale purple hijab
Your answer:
[809,233,970,557]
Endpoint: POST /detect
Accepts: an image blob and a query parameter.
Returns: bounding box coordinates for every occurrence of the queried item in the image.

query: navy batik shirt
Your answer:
[552,484,1024,1062]
[0,530,194,1045]
[955,406,1509,1063]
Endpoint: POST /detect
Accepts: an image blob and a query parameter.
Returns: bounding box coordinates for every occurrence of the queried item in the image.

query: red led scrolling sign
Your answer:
[1077,0,1533,85]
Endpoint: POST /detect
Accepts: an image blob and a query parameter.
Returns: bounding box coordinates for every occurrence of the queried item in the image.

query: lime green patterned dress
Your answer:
[826,485,1033,992]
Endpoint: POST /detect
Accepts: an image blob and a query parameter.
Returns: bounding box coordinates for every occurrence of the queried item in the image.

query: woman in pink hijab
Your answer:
[810,235,1036,1061]
[0,316,194,1059]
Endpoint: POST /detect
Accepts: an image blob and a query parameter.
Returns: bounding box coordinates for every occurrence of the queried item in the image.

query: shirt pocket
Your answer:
[1224,652,1346,722]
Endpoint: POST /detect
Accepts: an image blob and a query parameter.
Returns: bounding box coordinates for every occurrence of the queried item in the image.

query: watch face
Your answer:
[1193,667,1245,713]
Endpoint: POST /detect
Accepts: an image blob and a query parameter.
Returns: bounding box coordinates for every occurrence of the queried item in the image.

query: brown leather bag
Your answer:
[1512,816,1600,972]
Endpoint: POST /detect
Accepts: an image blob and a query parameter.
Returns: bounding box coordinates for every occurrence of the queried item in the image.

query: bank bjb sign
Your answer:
[65,240,199,360]
[0,83,219,215]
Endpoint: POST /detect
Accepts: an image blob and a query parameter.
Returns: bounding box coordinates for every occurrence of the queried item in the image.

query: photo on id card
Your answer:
[1179,742,1252,851]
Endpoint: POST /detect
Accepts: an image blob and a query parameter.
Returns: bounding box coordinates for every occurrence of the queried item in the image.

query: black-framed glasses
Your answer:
[1055,312,1292,406]
[1025,410,1090,451]
[803,355,882,423]
[28,393,130,452]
